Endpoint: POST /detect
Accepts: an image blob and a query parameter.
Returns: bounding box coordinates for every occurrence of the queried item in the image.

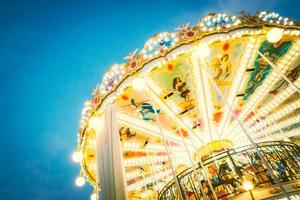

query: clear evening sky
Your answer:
[1,0,300,199]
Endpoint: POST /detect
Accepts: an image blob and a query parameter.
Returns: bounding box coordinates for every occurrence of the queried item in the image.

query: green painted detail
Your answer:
[243,40,292,100]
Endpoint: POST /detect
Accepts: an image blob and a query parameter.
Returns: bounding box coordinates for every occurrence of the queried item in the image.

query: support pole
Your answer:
[194,126,219,200]
[96,104,128,200]
[175,126,208,199]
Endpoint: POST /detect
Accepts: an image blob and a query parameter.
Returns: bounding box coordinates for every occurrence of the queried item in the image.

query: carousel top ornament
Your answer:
[73,10,300,200]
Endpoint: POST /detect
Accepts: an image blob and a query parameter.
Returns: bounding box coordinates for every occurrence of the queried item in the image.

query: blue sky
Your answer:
[1,0,300,199]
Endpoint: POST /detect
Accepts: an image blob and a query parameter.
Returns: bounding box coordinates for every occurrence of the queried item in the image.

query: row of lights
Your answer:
[220,37,260,136]
[258,11,294,26]
[198,14,241,31]
[72,150,99,200]
[192,43,215,142]
[233,110,300,143]
[251,98,300,132]
[98,64,126,94]
[126,164,169,180]
[123,141,187,153]
[141,32,179,59]
[261,70,300,117]
[117,113,197,148]
[256,115,300,136]
[125,164,165,180]
[127,169,172,192]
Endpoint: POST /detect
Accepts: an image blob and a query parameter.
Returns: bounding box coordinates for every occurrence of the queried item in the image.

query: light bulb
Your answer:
[89,116,101,130]
[243,180,254,191]
[196,43,210,58]
[90,192,97,200]
[75,176,86,187]
[140,190,152,198]
[72,151,82,163]
[267,28,283,43]
[132,77,145,91]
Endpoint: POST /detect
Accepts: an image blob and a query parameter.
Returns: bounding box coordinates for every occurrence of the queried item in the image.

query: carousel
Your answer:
[72,11,300,200]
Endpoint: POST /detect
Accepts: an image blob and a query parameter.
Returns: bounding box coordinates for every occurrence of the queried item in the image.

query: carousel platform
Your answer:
[159,141,300,200]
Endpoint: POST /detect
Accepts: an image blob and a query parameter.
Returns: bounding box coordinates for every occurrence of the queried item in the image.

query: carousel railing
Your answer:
[158,141,300,200]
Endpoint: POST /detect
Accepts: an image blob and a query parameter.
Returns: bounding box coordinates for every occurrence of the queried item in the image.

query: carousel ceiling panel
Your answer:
[73,11,300,199]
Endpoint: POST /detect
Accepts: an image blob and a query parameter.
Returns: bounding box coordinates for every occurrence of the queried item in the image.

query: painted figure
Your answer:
[244,40,292,100]
[212,54,232,81]
[131,99,160,121]
[172,75,192,101]
[162,74,195,114]
[119,127,136,141]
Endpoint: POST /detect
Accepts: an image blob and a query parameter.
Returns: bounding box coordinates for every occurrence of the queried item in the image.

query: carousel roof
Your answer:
[73,11,300,198]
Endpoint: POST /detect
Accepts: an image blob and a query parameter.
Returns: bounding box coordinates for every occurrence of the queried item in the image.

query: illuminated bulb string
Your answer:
[117,115,198,149]
[230,44,300,141]
[219,37,261,139]
[226,40,300,140]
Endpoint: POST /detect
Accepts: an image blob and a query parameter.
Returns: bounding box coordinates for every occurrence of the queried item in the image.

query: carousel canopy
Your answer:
[73,11,300,199]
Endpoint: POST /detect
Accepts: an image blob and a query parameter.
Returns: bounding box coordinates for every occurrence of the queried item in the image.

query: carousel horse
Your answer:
[250,153,275,185]
[207,163,239,191]
[217,162,241,189]
[275,160,289,182]
[130,99,160,121]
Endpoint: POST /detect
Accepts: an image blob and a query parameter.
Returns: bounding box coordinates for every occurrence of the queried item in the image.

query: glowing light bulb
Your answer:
[89,116,101,130]
[267,28,283,43]
[132,77,145,91]
[140,190,152,198]
[90,192,97,200]
[72,151,82,163]
[243,180,254,191]
[196,43,210,58]
[75,176,86,187]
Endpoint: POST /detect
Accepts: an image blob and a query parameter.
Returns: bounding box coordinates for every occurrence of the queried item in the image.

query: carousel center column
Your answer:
[96,104,128,200]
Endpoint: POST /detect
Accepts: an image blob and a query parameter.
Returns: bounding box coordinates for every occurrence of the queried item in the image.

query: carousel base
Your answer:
[233,179,300,200]
[158,141,300,200]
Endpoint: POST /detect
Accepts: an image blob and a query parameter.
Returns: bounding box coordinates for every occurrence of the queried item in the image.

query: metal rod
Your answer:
[258,51,300,94]
[175,124,208,199]
[144,86,185,200]
[195,126,219,200]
